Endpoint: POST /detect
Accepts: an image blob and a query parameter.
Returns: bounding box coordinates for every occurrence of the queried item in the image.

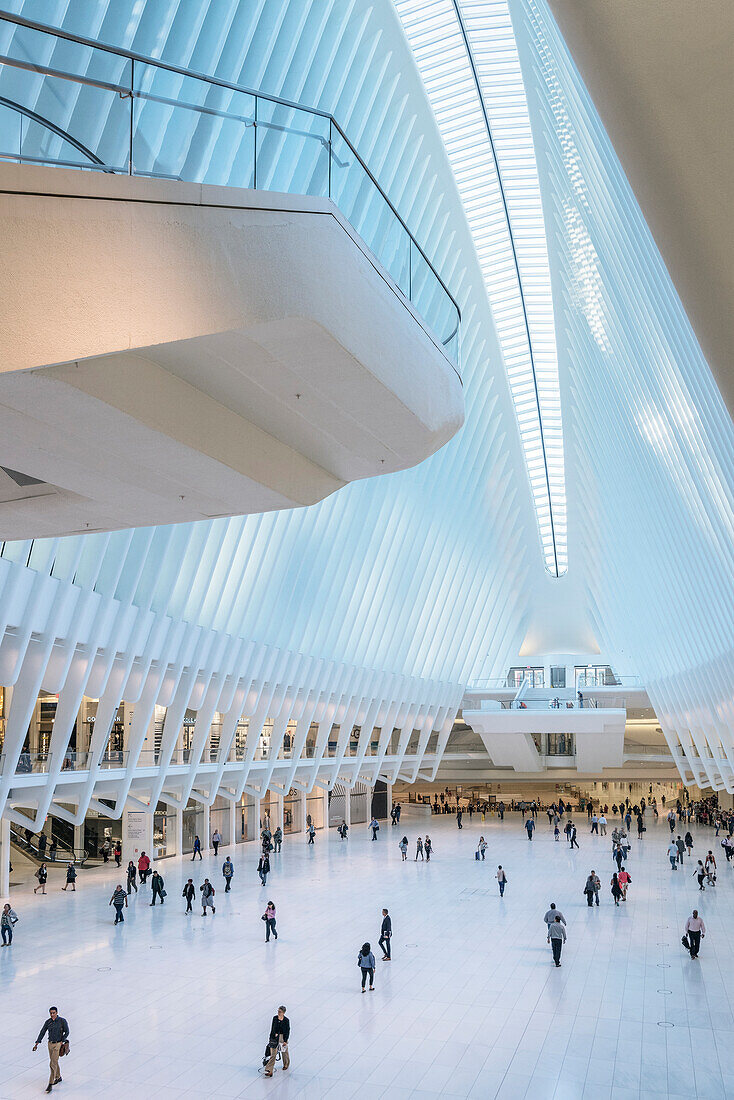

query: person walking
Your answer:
[498,800,505,821]
[543,903,565,931]
[667,839,678,870]
[684,831,694,858]
[599,813,607,836]
[399,836,408,860]
[34,863,48,895]
[138,851,151,884]
[548,915,566,967]
[109,885,127,923]
[415,836,424,861]
[258,851,270,885]
[525,817,535,841]
[264,900,277,940]
[101,838,111,863]
[38,832,47,859]
[424,835,432,861]
[683,910,705,959]
[222,856,234,892]
[705,850,717,886]
[211,829,222,856]
[379,908,392,960]
[610,872,622,905]
[1,903,18,945]
[457,809,463,829]
[262,1006,290,1077]
[569,822,579,849]
[306,822,316,844]
[113,841,122,868]
[338,820,348,839]
[126,861,138,894]
[150,870,166,905]
[358,942,376,991]
[584,871,600,907]
[273,826,283,852]
[496,865,507,896]
[590,813,599,835]
[369,817,380,841]
[200,878,216,914]
[34,1006,69,1093]
[62,863,76,892]
[182,878,196,913]
[478,836,487,861]
[617,867,631,900]
[694,860,706,890]
[192,835,202,860]
[675,836,685,865]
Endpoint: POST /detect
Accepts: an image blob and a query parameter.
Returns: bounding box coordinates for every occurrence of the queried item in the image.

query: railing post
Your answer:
[253,95,258,189]
[128,59,134,175]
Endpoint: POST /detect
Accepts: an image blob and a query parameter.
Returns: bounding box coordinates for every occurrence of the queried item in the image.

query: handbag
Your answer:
[681,934,690,950]
[160,889,167,898]
[59,1041,70,1057]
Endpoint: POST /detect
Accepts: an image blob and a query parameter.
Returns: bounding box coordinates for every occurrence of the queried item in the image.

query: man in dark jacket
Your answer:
[263,1006,290,1077]
[182,878,196,913]
[150,870,165,905]
[33,1006,69,1092]
[378,908,392,960]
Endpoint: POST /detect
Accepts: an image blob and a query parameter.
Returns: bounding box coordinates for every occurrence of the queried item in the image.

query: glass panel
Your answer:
[255,98,329,196]
[133,65,255,185]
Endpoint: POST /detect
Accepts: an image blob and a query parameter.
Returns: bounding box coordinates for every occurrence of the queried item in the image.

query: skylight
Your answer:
[395,0,568,575]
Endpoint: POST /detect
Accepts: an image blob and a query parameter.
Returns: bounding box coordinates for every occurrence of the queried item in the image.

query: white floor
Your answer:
[1,807,733,1100]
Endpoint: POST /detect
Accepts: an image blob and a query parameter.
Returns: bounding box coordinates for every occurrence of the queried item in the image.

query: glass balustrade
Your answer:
[0,13,460,367]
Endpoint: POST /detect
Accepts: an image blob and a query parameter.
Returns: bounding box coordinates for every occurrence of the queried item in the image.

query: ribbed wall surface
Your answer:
[514,0,734,790]
[0,0,536,825]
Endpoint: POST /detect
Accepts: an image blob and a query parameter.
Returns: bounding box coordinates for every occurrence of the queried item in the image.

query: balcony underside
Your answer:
[0,165,463,537]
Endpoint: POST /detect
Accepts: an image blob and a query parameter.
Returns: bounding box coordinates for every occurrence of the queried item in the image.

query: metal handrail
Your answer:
[0,10,461,360]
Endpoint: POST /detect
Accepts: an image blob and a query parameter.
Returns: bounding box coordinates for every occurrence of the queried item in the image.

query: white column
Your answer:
[201,804,211,852]
[174,806,183,858]
[73,822,84,857]
[271,792,284,832]
[344,786,351,828]
[248,797,260,841]
[0,817,10,899]
[386,782,393,819]
[300,790,307,832]
[228,799,236,847]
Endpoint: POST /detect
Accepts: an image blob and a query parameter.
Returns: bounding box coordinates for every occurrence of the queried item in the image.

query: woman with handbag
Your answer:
[263,901,277,941]
[1,903,18,945]
[34,863,48,895]
[610,872,622,906]
[62,863,76,892]
[357,942,376,991]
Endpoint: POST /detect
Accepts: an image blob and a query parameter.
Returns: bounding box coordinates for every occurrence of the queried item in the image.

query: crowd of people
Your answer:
[12,785,730,1090]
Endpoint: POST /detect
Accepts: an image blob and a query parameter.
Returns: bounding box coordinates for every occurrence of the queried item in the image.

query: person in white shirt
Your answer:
[684,911,705,958]
[598,814,607,836]
[667,841,679,870]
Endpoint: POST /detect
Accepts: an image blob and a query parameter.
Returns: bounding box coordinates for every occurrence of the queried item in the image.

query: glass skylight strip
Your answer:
[395,0,567,575]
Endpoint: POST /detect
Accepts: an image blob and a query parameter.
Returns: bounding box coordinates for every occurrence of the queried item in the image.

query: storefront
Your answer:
[237,794,255,842]
[284,789,301,834]
[153,805,177,858]
[209,794,232,845]
[182,801,206,854]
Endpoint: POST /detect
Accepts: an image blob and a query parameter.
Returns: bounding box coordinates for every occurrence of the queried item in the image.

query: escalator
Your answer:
[9,822,88,866]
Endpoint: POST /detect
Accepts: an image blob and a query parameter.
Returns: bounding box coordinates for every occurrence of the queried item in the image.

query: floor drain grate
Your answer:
[657,963,670,968]
[656,989,671,994]
[657,1021,674,1028]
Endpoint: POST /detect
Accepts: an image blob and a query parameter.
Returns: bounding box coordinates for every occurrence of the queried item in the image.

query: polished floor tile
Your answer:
[1,807,732,1098]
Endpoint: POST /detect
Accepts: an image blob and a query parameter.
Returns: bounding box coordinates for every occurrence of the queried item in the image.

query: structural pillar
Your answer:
[344,786,351,828]
[201,802,211,852]
[300,790,307,832]
[271,792,284,832]
[0,817,10,899]
[228,799,236,847]
[73,822,84,858]
[387,782,393,819]
[174,806,183,859]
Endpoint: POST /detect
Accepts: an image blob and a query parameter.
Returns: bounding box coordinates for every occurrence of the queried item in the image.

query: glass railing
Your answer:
[0,12,460,368]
